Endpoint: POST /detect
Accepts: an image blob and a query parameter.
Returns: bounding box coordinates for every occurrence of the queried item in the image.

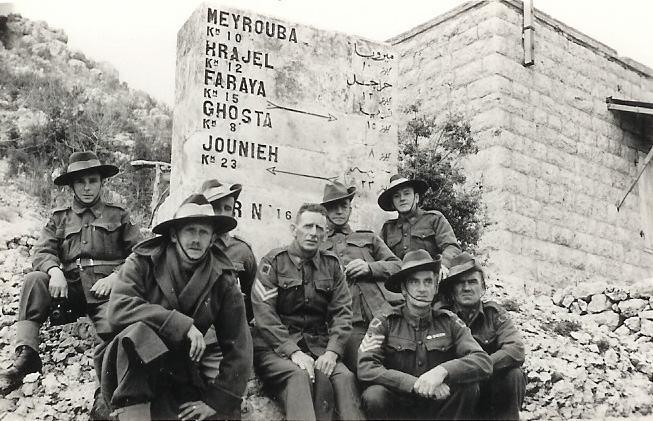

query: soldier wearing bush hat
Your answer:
[101,193,252,420]
[358,249,492,420]
[378,174,461,280]
[0,151,143,417]
[435,252,526,420]
[319,180,402,375]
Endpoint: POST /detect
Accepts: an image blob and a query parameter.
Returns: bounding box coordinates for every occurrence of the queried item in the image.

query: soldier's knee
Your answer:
[23,271,50,289]
[361,384,390,410]
[492,367,526,394]
[287,366,312,388]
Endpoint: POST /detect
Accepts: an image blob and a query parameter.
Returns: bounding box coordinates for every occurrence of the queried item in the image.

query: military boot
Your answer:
[0,345,42,394]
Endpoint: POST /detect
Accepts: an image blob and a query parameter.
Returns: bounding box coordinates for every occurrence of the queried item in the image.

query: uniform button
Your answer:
[404,233,407,237]
[327,287,331,291]
[305,298,309,302]
[403,246,408,249]
[398,346,402,350]
[418,340,423,345]
[84,224,89,228]
[418,361,423,366]
[83,240,88,244]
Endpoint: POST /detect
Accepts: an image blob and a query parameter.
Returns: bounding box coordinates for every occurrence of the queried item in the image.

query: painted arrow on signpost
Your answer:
[267,167,337,182]
[266,101,337,122]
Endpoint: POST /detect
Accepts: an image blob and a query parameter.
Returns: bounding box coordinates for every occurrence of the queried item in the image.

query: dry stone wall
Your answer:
[390,0,653,294]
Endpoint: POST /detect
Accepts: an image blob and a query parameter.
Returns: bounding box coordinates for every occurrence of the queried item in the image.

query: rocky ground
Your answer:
[0,159,653,420]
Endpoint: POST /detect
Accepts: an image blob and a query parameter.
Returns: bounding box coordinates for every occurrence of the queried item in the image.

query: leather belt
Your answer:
[62,258,124,272]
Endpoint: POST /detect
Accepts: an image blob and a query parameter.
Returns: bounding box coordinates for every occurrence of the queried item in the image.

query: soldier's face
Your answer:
[72,171,103,205]
[325,199,351,227]
[292,211,326,253]
[402,270,437,309]
[452,272,484,308]
[211,196,235,217]
[172,221,215,261]
[392,187,418,213]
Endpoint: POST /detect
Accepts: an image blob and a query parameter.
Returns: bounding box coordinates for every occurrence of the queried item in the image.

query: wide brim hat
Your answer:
[438,252,484,292]
[200,179,242,203]
[152,193,237,236]
[53,151,119,186]
[385,249,442,293]
[377,174,429,211]
[321,181,356,206]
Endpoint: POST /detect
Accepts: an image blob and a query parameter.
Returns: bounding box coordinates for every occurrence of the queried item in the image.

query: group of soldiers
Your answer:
[0,151,526,420]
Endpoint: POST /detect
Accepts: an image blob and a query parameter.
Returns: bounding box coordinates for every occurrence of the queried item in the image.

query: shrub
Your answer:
[398,102,487,251]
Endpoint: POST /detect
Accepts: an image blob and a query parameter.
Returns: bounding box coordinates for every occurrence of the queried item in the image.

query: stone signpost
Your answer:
[160,3,398,259]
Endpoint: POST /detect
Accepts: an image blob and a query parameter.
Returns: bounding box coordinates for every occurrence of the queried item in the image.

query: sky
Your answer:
[5,0,653,107]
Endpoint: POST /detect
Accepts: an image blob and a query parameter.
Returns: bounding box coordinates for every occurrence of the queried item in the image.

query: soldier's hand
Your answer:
[290,350,315,383]
[47,267,68,298]
[315,350,338,377]
[414,366,448,398]
[90,272,118,298]
[186,325,206,362]
[178,400,216,421]
[439,265,449,281]
[344,259,371,279]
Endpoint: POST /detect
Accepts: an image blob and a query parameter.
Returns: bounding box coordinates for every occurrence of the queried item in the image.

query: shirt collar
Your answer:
[327,223,353,236]
[288,240,321,269]
[453,301,484,325]
[397,207,424,224]
[71,198,105,217]
[216,234,232,248]
[402,304,433,330]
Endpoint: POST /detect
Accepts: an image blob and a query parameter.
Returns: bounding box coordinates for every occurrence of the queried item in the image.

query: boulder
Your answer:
[605,285,629,301]
[581,311,620,331]
[587,294,611,313]
[630,279,653,299]
[624,317,641,332]
[618,299,648,318]
[572,282,606,300]
[640,319,653,337]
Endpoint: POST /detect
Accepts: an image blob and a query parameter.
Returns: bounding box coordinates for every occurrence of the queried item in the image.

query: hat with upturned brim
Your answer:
[377,174,429,211]
[200,179,242,203]
[438,252,484,292]
[152,193,237,236]
[321,181,356,206]
[385,249,442,293]
[53,151,119,186]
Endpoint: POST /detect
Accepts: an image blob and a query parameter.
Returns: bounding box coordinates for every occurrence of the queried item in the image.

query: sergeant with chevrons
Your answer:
[252,203,364,420]
[378,174,461,280]
[319,181,403,375]
[358,249,492,420]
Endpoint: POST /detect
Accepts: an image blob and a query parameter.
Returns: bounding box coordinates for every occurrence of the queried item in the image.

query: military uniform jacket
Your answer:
[107,237,253,412]
[31,198,142,302]
[434,300,525,372]
[358,304,492,394]
[380,208,461,268]
[251,241,353,359]
[215,234,257,321]
[321,224,402,324]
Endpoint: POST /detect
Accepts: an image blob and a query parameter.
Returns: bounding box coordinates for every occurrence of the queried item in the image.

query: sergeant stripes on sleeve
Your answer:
[253,278,278,302]
[358,333,385,353]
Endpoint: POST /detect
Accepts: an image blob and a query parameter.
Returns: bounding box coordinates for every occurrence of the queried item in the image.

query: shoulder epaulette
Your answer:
[432,307,457,318]
[320,248,340,260]
[264,246,287,260]
[52,206,70,215]
[380,303,404,322]
[483,300,508,313]
[232,235,254,250]
[382,218,398,225]
[104,202,126,210]
[423,209,444,217]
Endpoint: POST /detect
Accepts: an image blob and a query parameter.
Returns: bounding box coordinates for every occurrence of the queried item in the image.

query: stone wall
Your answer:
[390,0,653,294]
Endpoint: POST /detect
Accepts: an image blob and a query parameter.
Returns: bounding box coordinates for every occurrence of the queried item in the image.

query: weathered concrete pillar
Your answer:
[161,3,398,258]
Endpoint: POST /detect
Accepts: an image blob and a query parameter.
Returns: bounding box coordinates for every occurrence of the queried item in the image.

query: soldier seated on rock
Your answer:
[319,180,402,376]
[358,249,492,420]
[378,174,461,280]
[100,194,252,420]
[251,203,364,420]
[435,252,526,420]
[0,152,143,408]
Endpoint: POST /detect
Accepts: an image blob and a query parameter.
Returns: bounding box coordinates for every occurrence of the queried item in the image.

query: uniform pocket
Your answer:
[91,219,123,259]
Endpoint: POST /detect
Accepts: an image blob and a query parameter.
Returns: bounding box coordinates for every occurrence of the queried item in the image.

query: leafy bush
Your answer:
[398,102,487,251]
